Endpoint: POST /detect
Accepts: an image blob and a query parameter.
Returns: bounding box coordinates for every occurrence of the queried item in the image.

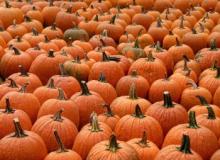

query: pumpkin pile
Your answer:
[1,0,220,159]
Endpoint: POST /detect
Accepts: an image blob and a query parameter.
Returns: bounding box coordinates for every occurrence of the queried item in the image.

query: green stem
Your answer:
[179,134,192,154]
[196,95,209,106]
[134,39,140,48]
[54,130,68,152]
[163,91,173,108]
[19,84,28,93]
[133,104,145,118]
[4,98,15,114]
[146,51,155,61]
[98,73,106,82]
[188,111,200,129]
[13,118,27,138]
[53,109,64,122]
[80,81,91,95]
[47,78,56,89]
[207,106,216,119]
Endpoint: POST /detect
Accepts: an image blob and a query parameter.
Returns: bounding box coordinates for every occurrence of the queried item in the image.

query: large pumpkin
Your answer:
[32,109,78,152]
[0,118,47,160]
[86,134,139,160]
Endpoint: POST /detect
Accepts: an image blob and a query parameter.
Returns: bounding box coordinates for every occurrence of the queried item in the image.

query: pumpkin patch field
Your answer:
[2,0,220,160]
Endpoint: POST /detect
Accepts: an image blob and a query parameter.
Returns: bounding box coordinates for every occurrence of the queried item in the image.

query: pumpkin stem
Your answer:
[210,39,217,51]
[0,26,4,31]
[199,23,205,33]
[53,109,64,122]
[7,78,18,88]
[24,15,32,22]
[108,134,120,152]
[156,17,162,27]
[187,80,198,89]
[133,104,145,118]
[130,70,138,77]
[13,118,27,138]
[54,130,68,152]
[4,98,15,113]
[5,1,10,8]
[59,64,68,76]
[47,78,56,89]
[94,14,99,21]
[103,103,114,117]
[192,28,197,34]
[207,106,216,119]
[129,83,138,99]
[66,7,72,13]
[12,47,21,55]
[211,60,218,70]
[188,111,200,129]
[138,131,148,147]
[179,16,184,28]
[57,88,66,100]
[51,23,57,30]
[183,56,189,71]
[176,37,181,46]
[32,28,39,36]
[196,95,209,106]
[44,35,49,43]
[90,112,102,132]
[80,81,91,95]
[179,134,192,154]
[48,50,55,57]
[98,73,106,82]
[155,41,163,52]
[102,52,109,61]
[134,39,140,48]
[19,83,28,93]
[110,15,116,24]
[16,36,22,42]
[146,51,155,61]
[163,91,173,108]
[49,0,53,6]
[19,65,28,76]
[216,67,220,78]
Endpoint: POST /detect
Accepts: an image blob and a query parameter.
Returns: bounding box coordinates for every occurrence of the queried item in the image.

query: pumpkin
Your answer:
[180,81,212,110]
[72,113,112,159]
[211,149,220,160]
[26,6,44,24]
[146,91,188,135]
[115,104,164,147]
[87,73,117,104]
[0,26,12,43]
[70,81,105,128]
[44,130,82,160]
[196,106,220,139]
[116,70,149,98]
[22,28,45,47]
[0,47,32,79]
[64,27,89,42]
[0,98,32,139]
[172,19,191,39]
[29,50,68,84]
[0,79,20,100]
[208,32,220,48]
[155,134,203,160]
[33,78,59,105]
[127,131,159,160]
[199,66,220,95]
[153,0,172,12]
[61,41,85,59]
[21,15,43,33]
[163,111,219,160]
[128,52,167,84]
[38,88,79,127]
[7,36,31,51]
[148,18,169,44]
[0,84,40,123]
[51,64,81,99]
[188,95,220,117]
[125,24,146,38]
[25,45,47,60]
[0,118,47,160]
[41,23,63,40]
[168,38,194,64]
[148,75,182,103]
[32,109,78,152]
[8,65,42,93]
[89,52,124,87]
[6,20,28,38]
[199,61,218,80]
[97,103,120,130]
[38,36,59,52]
[163,31,181,50]
[51,38,67,50]
[111,83,151,117]
[182,28,208,54]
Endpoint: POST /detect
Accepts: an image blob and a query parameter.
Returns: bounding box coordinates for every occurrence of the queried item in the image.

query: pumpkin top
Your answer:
[54,129,68,153]
[178,134,192,154]
[7,78,19,88]
[19,83,28,93]
[90,112,102,132]
[188,111,200,129]
[18,65,29,77]
[57,88,66,100]
[52,109,64,122]
[163,91,174,108]
[207,106,216,120]
[132,104,145,119]
[4,98,15,114]
[137,131,149,148]
[98,73,107,83]
[209,39,218,51]
[47,78,56,89]
[215,67,220,78]
[129,83,138,99]
[48,50,55,58]
[12,118,27,138]
[59,64,68,77]
[107,134,120,152]
[196,95,209,106]
[80,81,91,96]
[103,103,114,117]
[146,51,155,62]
